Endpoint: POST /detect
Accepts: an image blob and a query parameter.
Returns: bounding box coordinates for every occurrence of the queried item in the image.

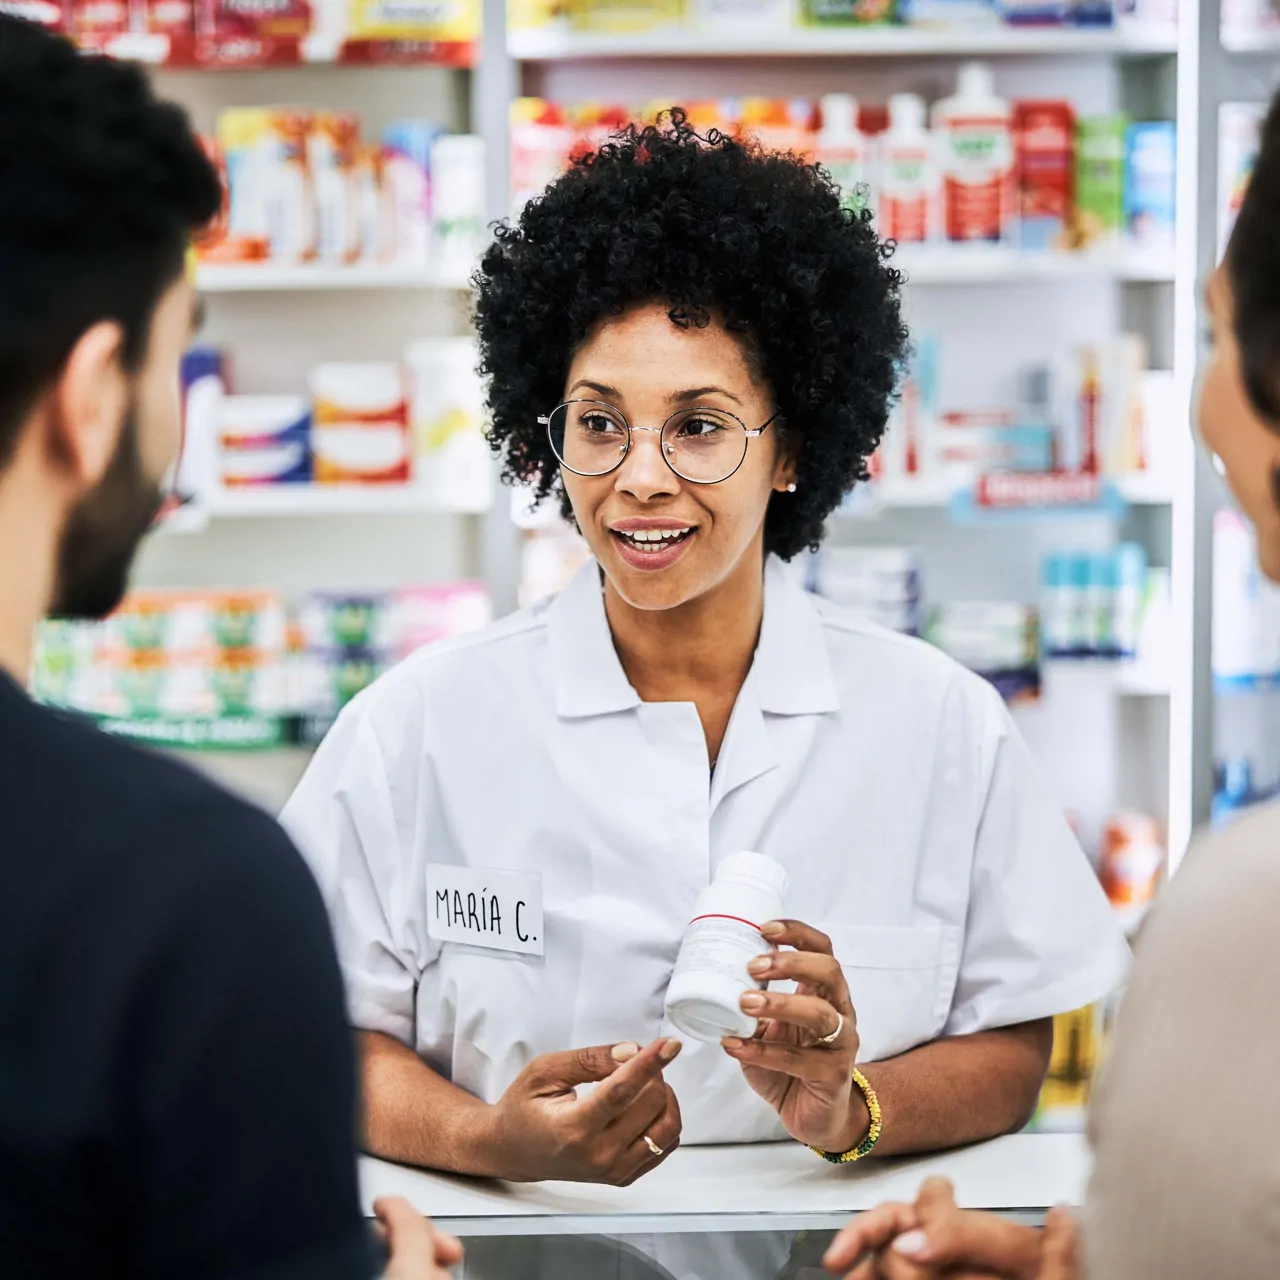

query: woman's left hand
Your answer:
[721,918,866,1153]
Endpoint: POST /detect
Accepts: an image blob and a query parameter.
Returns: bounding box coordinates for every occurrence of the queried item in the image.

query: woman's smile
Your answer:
[609,517,699,571]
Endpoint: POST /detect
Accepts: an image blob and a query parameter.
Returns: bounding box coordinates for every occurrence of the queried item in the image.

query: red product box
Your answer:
[0,0,71,29]
[195,0,310,65]
[1014,100,1075,254]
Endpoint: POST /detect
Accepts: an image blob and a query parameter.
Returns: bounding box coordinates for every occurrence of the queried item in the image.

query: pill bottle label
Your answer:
[672,915,767,987]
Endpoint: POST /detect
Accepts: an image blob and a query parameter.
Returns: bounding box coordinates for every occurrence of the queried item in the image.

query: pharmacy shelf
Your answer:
[868,473,1174,509]
[1219,27,1280,53]
[507,25,1178,62]
[195,485,491,519]
[1042,658,1171,697]
[894,245,1176,285]
[196,264,472,293]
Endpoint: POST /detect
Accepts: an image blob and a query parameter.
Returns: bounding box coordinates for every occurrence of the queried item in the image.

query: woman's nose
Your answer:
[615,426,679,502]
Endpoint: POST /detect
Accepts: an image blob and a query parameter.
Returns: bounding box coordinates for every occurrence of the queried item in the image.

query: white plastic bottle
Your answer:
[932,62,1014,245]
[879,94,938,245]
[817,93,874,219]
[664,852,789,1043]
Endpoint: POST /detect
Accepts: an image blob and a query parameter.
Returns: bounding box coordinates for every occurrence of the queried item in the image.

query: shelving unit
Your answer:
[508,26,1178,61]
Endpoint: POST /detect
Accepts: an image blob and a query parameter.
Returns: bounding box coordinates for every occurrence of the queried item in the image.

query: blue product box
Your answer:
[1125,122,1176,246]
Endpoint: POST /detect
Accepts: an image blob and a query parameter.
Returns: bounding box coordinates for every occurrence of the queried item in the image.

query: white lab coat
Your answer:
[282,557,1129,1147]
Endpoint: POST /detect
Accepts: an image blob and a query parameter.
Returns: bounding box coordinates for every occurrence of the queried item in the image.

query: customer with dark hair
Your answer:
[0,17,455,1277]
[822,86,1280,1280]
[283,111,1125,1198]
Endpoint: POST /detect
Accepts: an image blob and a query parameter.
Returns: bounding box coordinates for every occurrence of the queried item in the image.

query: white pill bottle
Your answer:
[664,851,789,1043]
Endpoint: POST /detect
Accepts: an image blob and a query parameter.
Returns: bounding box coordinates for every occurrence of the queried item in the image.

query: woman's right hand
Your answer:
[486,1037,683,1185]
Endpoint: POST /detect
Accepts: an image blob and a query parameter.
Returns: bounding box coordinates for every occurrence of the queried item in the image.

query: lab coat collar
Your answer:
[547,557,840,720]
[754,557,841,716]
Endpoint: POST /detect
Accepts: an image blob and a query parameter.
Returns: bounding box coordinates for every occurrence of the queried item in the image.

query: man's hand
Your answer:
[375,1196,463,1279]
[824,1178,1078,1280]
[486,1037,683,1184]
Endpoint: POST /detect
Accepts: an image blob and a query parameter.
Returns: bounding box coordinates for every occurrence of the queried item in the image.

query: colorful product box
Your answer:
[1124,121,1176,248]
[310,362,411,484]
[1015,100,1075,253]
[1074,115,1127,248]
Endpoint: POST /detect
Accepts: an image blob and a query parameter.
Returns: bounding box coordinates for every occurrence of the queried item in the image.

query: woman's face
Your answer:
[1199,268,1280,582]
[559,302,795,612]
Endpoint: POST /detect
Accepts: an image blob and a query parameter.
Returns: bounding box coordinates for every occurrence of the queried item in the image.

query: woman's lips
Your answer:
[611,527,696,572]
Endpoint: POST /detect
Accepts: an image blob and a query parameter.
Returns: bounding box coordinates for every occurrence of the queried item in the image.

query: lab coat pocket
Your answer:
[824,925,962,1064]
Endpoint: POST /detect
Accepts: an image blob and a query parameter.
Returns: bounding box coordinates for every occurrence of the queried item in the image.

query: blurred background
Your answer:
[23,0,1280,1131]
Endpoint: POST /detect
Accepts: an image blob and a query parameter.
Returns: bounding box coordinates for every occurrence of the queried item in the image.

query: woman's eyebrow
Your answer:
[672,385,743,404]
[568,378,622,399]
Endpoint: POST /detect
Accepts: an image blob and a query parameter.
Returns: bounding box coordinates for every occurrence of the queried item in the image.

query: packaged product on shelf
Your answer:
[932,63,1014,246]
[215,108,275,262]
[382,119,442,267]
[301,590,392,652]
[404,337,493,511]
[686,0,791,32]
[1,0,69,29]
[736,99,817,160]
[817,94,875,218]
[1014,101,1075,253]
[507,0,566,30]
[879,333,940,480]
[217,394,312,486]
[1056,336,1148,476]
[1213,757,1262,828]
[1085,554,1118,655]
[1112,541,1148,659]
[345,0,479,41]
[509,99,576,215]
[900,0,999,23]
[355,143,392,262]
[1074,115,1127,248]
[926,601,1040,701]
[937,410,1055,485]
[147,0,196,38]
[310,112,363,265]
[565,0,682,32]
[1217,102,1265,257]
[809,547,922,636]
[71,0,129,48]
[104,589,288,656]
[879,94,938,244]
[1041,552,1092,657]
[801,0,895,23]
[519,525,592,608]
[177,346,226,502]
[195,0,313,65]
[1213,510,1280,688]
[1099,812,1164,933]
[429,133,487,277]
[1124,120,1176,248]
[996,0,1068,23]
[1032,1003,1100,1133]
[392,582,493,658]
[310,362,411,484]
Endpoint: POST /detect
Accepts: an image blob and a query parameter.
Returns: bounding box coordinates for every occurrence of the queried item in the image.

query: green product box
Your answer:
[801,0,895,24]
[1075,115,1128,248]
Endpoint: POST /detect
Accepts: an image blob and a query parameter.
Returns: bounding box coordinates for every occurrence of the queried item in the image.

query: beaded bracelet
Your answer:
[809,1067,883,1164]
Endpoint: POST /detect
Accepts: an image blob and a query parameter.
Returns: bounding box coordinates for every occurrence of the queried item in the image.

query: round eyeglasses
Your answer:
[540,400,781,486]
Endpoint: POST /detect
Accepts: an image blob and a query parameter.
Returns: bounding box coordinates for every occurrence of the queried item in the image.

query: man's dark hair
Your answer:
[473,108,908,561]
[1227,89,1280,426]
[0,16,220,468]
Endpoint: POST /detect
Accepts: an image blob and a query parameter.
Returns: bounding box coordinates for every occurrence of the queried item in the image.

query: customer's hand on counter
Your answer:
[721,919,867,1154]
[483,1037,683,1185]
[375,1196,463,1279]
[822,1177,1081,1280]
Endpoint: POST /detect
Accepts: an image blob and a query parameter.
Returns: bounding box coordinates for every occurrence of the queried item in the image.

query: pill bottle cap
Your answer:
[715,851,789,900]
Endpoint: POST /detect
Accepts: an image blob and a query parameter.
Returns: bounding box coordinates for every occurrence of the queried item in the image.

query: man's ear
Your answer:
[47,321,129,487]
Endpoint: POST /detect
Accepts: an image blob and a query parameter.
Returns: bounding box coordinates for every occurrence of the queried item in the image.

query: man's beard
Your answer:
[51,409,165,620]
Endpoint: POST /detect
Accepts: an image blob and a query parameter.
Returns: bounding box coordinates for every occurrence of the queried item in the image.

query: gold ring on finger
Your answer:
[643,1133,664,1157]
[816,1011,844,1047]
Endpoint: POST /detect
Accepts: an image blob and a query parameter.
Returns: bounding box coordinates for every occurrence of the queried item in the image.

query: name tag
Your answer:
[425,865,545,957]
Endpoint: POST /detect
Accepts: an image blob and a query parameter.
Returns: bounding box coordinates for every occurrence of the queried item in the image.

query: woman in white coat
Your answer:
[282,111,1127,1188]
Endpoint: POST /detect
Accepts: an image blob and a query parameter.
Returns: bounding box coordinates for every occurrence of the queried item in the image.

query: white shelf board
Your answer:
[199,485,490,518]
[1042,658,1171,697]
[894,245,1175,285]
[196,264,471,293]
[1220,27,1280,52]
[508,25,1178,61]
[869,472,1173,509]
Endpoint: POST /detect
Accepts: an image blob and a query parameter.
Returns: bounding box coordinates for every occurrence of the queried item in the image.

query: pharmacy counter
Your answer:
[360,1134,1088,1279]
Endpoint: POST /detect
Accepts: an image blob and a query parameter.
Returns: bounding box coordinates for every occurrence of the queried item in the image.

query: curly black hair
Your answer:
[0,16,220,466]
[474,108,909,560]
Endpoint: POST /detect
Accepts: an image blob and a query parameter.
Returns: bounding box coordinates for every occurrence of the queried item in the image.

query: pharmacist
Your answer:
[282,112,1128,1185]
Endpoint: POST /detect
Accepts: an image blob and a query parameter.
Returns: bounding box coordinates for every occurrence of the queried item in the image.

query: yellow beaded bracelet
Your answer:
[809,1067,882,1164]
